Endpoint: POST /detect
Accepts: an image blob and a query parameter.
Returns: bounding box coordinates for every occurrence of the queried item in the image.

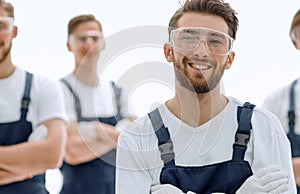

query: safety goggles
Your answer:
[0,16,13,34]
[170,27,234,55]
[290,24,300,42]
[69,30,104,45]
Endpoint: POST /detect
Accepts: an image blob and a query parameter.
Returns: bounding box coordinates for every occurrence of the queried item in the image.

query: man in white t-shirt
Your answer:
[116,0,296,193]
[0,0,67,193]
[262,9,300,193]
[59,14,137,194]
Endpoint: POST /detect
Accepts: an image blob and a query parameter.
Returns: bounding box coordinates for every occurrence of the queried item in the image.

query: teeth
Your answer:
[193,64,209,70]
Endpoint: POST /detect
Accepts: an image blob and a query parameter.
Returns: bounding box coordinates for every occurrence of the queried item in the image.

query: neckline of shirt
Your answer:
[158,98,233,133]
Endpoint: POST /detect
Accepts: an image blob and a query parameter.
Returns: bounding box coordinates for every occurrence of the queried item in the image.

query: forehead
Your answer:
[72,21,101,34]
[176,12,229,35]
[0,7,10,17]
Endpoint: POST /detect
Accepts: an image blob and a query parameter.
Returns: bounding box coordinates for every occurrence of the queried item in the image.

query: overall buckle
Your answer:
[158,141,175,163]
[234,132,250,147]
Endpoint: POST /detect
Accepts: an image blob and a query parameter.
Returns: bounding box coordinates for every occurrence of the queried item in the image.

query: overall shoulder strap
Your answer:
[289,80,297,133]
[21,72,33,120]
[232,102,255,160]
[60,78,83,120]
[111,81,123,121]
[148,108,175,166]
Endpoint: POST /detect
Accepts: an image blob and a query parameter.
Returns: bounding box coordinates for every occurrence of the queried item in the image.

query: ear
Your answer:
[164,43,173,62]
[67,41,72,52]
[294,39,300,50]
[12,26,17,38]
[225,51,235,69]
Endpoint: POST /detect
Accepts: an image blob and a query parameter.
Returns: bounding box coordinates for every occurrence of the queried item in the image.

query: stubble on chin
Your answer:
[173,57,226,94]
[0,41,12,64]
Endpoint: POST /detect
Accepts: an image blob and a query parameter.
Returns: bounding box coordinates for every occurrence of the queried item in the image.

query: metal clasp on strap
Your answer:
[21,98,30,110]
[288,110,295,123]
[234,132,250,147]
[288,111,295,121]
[158,141,175,163]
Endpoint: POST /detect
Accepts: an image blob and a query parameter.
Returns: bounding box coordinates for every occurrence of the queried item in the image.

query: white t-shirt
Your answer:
[0,67,67,130]
[262,79,300,135]
[116,97,296,194]
[60,74,134,121]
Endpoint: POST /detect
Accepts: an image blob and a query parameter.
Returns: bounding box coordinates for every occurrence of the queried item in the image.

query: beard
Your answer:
[174,56,226,94]
[0,41,12,64]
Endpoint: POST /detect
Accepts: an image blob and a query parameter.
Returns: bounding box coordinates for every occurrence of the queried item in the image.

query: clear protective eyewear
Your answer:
[170,27,234,55]
[69,30,104,45]
[0,16,13,34]
[290,24,300,42]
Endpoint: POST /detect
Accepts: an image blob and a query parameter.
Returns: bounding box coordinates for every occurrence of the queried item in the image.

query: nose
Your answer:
[85,37,95,44]
[193,39,209,56]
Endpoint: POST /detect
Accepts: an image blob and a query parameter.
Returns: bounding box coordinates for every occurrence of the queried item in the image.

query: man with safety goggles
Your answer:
[0,0,67,193]
[116,0,296,193]
[59,14,137,194]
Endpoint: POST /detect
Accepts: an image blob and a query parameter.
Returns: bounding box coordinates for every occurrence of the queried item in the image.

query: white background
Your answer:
[7,0,300,193]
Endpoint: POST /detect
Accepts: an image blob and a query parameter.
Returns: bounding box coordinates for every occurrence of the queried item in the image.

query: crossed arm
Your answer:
[0,118,66,185]
[292,157,300,187]
[63,120,120,165]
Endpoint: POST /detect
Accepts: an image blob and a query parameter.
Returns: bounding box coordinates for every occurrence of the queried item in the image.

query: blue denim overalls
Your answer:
[60,79,122,194]
[148,102,255,194]
[0,72,48,194]
[288,80,300,193]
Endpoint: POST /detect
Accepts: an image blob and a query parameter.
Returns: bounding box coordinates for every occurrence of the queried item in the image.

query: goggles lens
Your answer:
[170,27,234,55]
[69,31,104,44]
[0,17,13,34]
[290,24,300,41]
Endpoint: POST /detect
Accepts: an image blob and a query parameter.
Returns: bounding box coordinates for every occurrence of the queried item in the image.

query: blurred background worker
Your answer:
[262,9,300,193]
[0,0,67,193]
[59,14,137,194]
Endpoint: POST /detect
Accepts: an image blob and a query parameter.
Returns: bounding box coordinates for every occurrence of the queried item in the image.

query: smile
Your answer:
[188,62,211,70]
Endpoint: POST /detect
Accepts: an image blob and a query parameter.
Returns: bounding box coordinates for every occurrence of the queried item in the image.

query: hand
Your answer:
[94,122,120,144]
[236,165,289,194]
[150,184,196,194]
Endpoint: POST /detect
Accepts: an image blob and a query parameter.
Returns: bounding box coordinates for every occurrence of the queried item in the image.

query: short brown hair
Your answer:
[0,0,14,18]
[68,14,102,37]
[290,9,300,42]
[168,0,238,39]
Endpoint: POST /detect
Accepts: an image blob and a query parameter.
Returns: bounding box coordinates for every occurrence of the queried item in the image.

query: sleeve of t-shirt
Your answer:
[34,77,68,124]
[251,111,297,193]
[116,119,153,194]
[261,92,278,114]
[119,86,137,118]
[261,86,288,117]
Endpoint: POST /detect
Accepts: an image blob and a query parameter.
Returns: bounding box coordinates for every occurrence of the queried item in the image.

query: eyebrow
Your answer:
[77,34,102,37]
[181,29,198,35]
[180,29,227,37]
[209,32,226,38]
